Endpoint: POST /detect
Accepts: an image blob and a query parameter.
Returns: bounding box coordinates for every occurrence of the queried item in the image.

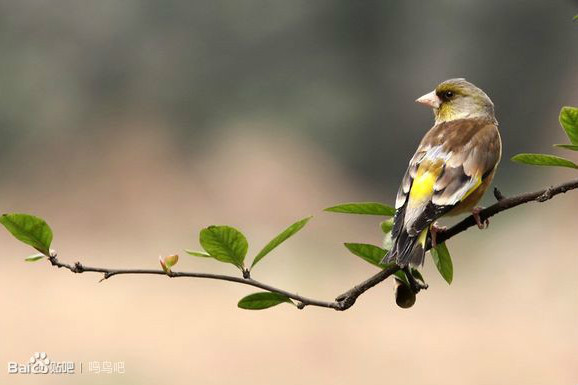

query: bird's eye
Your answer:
[443,91,454,99]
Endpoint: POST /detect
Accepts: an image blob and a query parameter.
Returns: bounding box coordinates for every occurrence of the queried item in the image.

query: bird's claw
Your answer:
[430,222,447,247]
[472,207,489,229]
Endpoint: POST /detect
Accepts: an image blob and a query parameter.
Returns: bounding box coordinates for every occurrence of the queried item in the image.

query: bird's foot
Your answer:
[430,222,447,247]
[472,207,489,229]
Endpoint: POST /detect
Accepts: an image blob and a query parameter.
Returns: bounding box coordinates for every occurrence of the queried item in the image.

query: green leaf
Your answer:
[410,268,425,284]
[199,225,248,269]
[560,106,578,144]
[574,14,578,21]
[0,213,53,255]
[380,218,395,251]
[430,243,453,284]
[511,153,578,169]
[185,250,212,258]
[345,241,403,280]
[380,218,394,234]
[159,254,179,273]
[251,216,312,269]
[344,243,387,267]
[394,271,409,285]
[237,292,294,310]
[25,253,45,262]
[554,144,578,151]
[392,269,423,287]
[324,202,395,216]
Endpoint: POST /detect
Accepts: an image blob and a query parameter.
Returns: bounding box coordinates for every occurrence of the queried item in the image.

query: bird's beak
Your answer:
[415,90,441,109]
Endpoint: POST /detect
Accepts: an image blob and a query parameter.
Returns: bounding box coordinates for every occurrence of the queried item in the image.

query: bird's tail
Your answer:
[382,228,428,267]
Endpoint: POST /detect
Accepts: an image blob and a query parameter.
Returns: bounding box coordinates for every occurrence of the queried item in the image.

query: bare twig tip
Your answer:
[493,187,505,201]
[72,262,84,273]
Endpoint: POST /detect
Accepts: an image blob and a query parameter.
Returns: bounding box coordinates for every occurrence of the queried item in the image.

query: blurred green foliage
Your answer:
[512,106,578,168]
[0,1,577,184]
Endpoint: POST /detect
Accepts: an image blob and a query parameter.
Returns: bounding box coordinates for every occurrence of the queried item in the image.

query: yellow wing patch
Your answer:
[460,175,482,201]
[408,161,443,206]
[418,228,428,247]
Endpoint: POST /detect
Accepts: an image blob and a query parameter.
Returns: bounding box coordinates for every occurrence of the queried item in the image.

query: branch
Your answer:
[47,256,340,310]
[435,178,578,245]
[44,178,578,311]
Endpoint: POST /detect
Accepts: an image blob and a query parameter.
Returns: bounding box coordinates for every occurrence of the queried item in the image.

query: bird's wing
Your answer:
[393,119,501,237]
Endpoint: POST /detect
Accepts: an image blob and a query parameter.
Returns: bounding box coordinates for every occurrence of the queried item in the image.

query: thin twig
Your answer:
[44,178,578,311]
[47,255,339,309]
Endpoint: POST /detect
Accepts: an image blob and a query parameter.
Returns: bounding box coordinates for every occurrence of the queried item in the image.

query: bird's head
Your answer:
[416,78,496,124]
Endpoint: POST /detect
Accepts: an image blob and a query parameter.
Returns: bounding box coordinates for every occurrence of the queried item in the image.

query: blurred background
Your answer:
[1,1,577,384]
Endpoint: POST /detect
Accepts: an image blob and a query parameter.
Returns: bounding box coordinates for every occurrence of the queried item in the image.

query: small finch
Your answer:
[383,78,502,268]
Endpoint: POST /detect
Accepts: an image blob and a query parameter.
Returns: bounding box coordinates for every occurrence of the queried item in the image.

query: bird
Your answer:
[382,78,502,270]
